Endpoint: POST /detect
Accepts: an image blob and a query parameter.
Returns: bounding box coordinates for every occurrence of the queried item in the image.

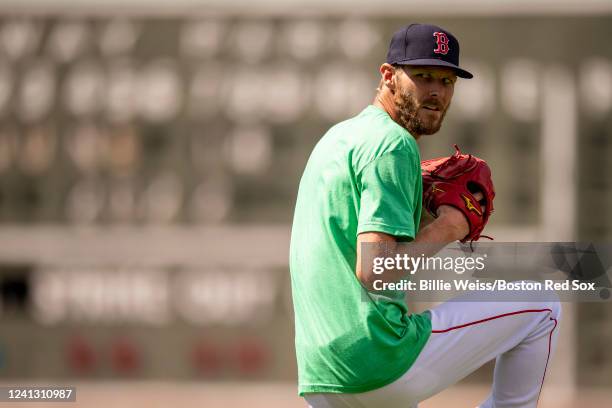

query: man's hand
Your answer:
[435,191,485,242]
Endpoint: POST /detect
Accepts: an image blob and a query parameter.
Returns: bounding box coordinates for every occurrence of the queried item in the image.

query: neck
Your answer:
[372,91,421,139]
[373,91,396,122]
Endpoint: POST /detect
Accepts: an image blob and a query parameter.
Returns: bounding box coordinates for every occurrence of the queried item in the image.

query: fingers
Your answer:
[472,191,486,213]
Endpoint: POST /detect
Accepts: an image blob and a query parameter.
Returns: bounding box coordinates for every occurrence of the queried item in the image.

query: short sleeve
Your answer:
[357,149,421,240]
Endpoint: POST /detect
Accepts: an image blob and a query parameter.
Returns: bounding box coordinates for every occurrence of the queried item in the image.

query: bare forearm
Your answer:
[419,208,436,230]
[413,214,463,246]
[357,210,467,288]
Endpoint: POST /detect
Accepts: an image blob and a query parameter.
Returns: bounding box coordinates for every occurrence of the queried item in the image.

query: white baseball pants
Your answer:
[304,290,561,408]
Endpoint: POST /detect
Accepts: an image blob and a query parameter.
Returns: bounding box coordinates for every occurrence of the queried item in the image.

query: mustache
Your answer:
[418,99,445,111]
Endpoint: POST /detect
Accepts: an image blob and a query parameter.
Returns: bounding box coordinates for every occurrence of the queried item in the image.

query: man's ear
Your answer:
[379,63,397,93]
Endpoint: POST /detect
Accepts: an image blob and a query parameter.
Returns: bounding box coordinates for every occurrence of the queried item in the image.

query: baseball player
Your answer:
[289,23,561,408]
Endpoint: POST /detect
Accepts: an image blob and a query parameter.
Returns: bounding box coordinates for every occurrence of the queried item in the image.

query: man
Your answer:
[289,23,560,408]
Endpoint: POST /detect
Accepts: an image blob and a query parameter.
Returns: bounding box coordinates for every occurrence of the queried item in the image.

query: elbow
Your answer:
[356,268,379,291]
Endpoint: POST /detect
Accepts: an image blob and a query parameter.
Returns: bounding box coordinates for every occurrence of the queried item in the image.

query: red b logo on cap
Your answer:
[433,32,449,55]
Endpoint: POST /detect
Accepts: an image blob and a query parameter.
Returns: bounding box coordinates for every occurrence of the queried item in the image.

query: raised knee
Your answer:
[546,296,562,321]
[537,290,561,323]
[517,281,562,321]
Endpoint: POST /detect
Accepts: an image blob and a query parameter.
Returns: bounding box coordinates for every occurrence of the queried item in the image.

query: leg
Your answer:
[377,291,561,408]
[478,305,560,407]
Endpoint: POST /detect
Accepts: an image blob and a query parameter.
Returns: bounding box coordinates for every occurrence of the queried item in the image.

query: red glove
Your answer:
[421,145,495,243]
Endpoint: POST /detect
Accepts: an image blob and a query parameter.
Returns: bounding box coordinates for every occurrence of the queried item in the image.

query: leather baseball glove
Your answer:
[421,145,495,243]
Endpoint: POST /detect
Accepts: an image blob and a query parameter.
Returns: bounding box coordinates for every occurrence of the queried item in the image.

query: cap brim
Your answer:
[394,58,473,79]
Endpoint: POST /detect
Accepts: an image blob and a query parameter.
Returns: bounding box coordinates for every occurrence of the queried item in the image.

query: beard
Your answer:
[394,89,448,136]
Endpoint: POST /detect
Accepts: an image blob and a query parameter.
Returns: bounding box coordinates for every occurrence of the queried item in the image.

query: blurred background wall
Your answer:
[0,0,611,405]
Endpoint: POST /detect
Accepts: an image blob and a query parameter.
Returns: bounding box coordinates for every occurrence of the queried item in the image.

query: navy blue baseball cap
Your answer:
[386,23,473,79]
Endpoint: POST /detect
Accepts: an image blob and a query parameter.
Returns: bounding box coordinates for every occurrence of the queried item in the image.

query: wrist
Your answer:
[435,206,469,242]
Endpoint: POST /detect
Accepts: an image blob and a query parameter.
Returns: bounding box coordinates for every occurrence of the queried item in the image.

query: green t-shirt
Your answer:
[289,105,432,395]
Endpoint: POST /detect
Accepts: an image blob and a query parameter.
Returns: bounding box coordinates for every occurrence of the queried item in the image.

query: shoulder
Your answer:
[351,107,420,175]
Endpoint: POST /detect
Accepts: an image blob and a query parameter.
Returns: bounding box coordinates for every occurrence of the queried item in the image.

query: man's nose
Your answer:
[428,80,445,98]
